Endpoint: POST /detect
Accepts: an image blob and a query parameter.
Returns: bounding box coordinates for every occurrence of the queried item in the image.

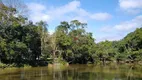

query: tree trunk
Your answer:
[102,58,106,65]
[53,50,56,64]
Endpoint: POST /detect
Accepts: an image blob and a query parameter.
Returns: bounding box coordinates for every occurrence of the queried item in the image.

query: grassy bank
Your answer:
[0,62,32,69]
[0,60,142,69]
[0,62,15,68]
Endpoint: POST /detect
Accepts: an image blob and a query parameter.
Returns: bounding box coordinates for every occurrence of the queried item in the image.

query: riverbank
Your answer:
[0,62,32,69]
[0,61,142,69]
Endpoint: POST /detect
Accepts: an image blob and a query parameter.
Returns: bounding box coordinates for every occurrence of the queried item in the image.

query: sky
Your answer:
[23,0,142,42]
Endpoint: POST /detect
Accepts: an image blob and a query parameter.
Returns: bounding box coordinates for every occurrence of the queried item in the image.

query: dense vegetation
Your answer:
[0,2,142,67]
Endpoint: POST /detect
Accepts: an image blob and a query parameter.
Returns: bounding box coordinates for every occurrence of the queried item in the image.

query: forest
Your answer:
[0,1,142,67]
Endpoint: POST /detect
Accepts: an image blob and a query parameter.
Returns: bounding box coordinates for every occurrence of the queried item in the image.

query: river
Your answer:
[0,64,142,80]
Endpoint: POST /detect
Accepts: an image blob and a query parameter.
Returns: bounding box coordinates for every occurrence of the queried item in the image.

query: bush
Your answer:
[0,62,16,68]
[0,62,7,68]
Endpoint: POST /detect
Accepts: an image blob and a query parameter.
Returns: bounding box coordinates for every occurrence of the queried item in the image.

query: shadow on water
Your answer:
[0,64,142,80]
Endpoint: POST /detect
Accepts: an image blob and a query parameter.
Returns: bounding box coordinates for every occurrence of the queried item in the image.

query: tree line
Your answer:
[0,2,142,67]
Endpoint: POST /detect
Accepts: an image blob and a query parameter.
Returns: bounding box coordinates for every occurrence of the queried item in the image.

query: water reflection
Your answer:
[0,64,142,80]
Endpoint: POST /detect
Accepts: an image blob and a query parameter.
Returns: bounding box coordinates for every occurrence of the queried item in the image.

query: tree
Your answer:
[36,21,48,57]
[2,0,28,16]
[0,5,42,66]
[55,20,95,64]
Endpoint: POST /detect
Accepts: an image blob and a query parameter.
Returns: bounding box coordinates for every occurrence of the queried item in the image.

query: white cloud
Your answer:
[72,16,88,23]
[119,0,142,9]
[100,15,142,32]
[98,15,142,42]
[90,13,112,21]
[48,1,80,19]
[27,1,112,23]
[96,35,123,43]
[114,15,142,31]
[27,3,50,23]
[75,8,89,17]
[47,1,112,22]
[119,0,142,13]
[28,3,46,12]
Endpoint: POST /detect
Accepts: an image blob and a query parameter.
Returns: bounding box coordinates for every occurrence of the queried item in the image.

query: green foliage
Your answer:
[0,3,142,67]
[94,27,142,64]
[118,28,142,62]
[55,20,95,64]
[0,4,42,66]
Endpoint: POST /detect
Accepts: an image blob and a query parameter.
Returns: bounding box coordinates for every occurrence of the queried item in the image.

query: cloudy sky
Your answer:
[24,0,142,42]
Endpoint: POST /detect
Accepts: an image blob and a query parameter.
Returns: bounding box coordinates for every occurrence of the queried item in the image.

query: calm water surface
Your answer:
[0,64,142,80]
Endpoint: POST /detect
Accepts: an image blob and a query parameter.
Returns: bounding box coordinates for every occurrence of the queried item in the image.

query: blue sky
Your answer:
[24,0,142,42]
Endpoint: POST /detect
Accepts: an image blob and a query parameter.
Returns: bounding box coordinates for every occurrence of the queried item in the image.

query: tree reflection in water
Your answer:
[0,64,142,80]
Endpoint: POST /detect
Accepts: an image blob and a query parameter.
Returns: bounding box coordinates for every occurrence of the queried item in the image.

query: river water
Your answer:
[0,64,142,80]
